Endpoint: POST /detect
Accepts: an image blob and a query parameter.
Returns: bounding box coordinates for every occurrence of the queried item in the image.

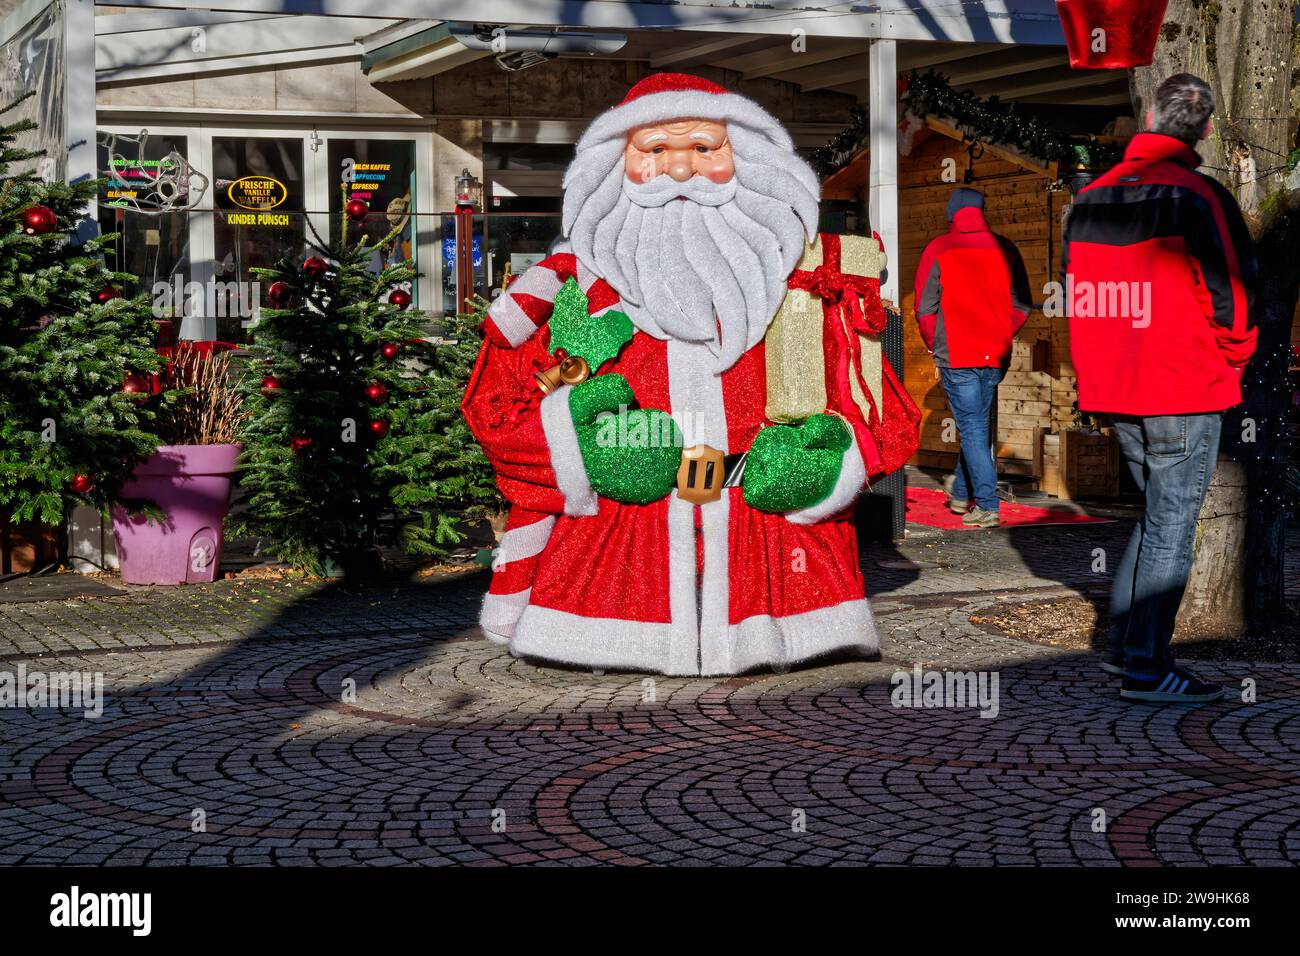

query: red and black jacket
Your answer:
[913,206,1032,369]
[1064,132,1258,415]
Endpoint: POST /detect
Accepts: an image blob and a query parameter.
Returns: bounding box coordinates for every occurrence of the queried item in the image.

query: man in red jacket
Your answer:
[914,188,1031,528]
[1066,73,1257,703]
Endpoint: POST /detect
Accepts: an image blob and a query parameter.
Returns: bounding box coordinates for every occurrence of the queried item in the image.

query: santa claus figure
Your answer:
[463,73,918,675]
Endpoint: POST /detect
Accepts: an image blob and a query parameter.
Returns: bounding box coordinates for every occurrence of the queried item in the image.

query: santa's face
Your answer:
[624,119,734,186]
[563,105,820,371]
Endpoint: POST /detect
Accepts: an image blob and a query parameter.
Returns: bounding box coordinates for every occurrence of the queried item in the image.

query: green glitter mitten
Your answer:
[569,374,682,504]
[742,414,851,513]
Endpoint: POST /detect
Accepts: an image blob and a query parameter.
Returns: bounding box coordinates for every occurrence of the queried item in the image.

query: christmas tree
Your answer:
[232,196,500,575]
[0,93,163,526]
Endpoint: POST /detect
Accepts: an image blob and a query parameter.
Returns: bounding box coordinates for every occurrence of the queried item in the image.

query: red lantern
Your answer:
[96,286,122,304]
[1056,0,1169,69]
[261,376,280,391]
[366,382,389,405]
[380,342,400,360]
[290,436,313,454]
[122,373,147,394]
[20,204,57,235]
[345,198,369,221]
[369,419,390,439]
[267,280,291,306]
[388,288,412,310]
[68,474,94,495]
[302,256,329,280]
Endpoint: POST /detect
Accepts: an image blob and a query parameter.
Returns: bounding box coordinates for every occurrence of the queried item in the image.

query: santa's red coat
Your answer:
[462,250,879,676]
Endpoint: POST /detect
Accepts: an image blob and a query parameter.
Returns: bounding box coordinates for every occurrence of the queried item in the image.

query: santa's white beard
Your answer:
[563,133,819,372]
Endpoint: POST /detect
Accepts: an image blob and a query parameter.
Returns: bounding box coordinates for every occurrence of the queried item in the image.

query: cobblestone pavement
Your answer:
[2,519,1298,866]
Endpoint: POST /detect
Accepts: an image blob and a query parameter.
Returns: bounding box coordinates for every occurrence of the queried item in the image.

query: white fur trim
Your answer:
[497,515,556,564]
[786,427,869,525]
[698,489,733,674]
[508,598,877,677]
[576,89,794,155]
[539,384,599,517]
[667,337,728,449]
[666,495,700,676]
[511,605,683,674]
[726,599,879,674]
[666,337,733,674]
[481,588,532,643]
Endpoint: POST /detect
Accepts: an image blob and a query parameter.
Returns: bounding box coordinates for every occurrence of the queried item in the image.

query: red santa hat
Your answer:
[574,72,796,154]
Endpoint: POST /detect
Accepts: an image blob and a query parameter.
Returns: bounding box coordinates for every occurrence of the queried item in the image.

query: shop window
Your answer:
[97,131,192,304]
[212,135,306,343]
[328,138,417,299]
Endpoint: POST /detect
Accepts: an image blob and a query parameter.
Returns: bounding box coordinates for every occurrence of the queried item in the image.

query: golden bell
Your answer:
[533,364,566,395]
[558,355,590,386]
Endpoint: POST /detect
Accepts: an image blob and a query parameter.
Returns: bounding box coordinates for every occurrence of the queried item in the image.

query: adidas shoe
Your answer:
[1120,667,1224,703]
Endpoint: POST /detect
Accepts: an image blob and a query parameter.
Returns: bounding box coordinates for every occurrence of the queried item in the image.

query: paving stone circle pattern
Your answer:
[2,521,1297,866]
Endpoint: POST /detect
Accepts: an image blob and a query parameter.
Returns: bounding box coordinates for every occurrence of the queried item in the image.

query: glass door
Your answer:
[97,127,198,345]
[210,134,308,343]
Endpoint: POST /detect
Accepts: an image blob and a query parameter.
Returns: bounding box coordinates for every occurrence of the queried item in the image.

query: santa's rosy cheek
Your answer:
[700,155,735,183]
[624,149,659,183]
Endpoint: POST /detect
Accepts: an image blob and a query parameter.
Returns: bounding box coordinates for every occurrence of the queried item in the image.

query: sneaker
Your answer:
[942,475,969,514]
[1120,667,1224,703]
[1100,659,1125,676]
[961,505,1000,528]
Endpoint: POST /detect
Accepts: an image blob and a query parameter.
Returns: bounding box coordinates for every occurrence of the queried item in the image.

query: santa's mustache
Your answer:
[624,173,737,208]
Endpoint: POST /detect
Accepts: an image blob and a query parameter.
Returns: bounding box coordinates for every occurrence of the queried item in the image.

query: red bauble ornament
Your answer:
[267,280,291,306]
[1056,0,1169,69]
[302,256,329,280]
[290,436,313,454]
[380,342,400,360]
[96,286,122,304]
[365,382,389,405]
[261,375,280,391]
[345,198,369,221]
[20,204,57,235]
[369,419,390,439]
[388,288,412,310]
[122,373,147,394]
[68,474,94,495]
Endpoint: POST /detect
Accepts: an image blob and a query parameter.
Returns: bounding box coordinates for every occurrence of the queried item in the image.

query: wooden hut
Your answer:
[823,117,1112,497]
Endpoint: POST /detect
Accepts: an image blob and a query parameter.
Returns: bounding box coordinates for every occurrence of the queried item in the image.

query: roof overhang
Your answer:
[97,1,1070,45]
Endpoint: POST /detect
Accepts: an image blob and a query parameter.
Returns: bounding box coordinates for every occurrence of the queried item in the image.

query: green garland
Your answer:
[811,69,1124,179]
[809,105,870,179]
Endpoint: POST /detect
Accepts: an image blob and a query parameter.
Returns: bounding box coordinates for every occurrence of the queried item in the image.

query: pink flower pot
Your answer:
[111,444,242,586]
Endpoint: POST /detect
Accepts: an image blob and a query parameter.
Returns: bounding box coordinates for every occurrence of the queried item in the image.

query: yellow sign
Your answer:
[228,176,287,211]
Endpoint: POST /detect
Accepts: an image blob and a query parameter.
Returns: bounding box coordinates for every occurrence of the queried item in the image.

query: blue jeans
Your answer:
[939,366,1004,512]
[1107,413,1222,678]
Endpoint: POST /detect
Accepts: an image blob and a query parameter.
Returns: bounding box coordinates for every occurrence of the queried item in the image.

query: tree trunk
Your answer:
[1132,0,1300,634]
[1178,461,1247,638]
[1131,0,1296,194]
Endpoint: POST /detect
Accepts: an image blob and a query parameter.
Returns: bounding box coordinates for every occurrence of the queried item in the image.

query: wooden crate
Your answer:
[1,516,60,575]
[1059,427,1120,498]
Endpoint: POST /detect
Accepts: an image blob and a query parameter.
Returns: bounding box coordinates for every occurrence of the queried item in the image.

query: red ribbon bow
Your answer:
[785,233,890,469]
[788,235,886,336]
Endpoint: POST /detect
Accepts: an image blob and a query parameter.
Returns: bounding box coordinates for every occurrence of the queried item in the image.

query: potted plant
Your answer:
[111,346,246,585]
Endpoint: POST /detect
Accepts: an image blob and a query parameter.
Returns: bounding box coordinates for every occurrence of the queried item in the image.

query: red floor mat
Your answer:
[906,486,1111,530]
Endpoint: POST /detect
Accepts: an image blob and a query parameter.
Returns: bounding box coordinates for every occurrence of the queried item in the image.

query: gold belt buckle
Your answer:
[677,444,726,504]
